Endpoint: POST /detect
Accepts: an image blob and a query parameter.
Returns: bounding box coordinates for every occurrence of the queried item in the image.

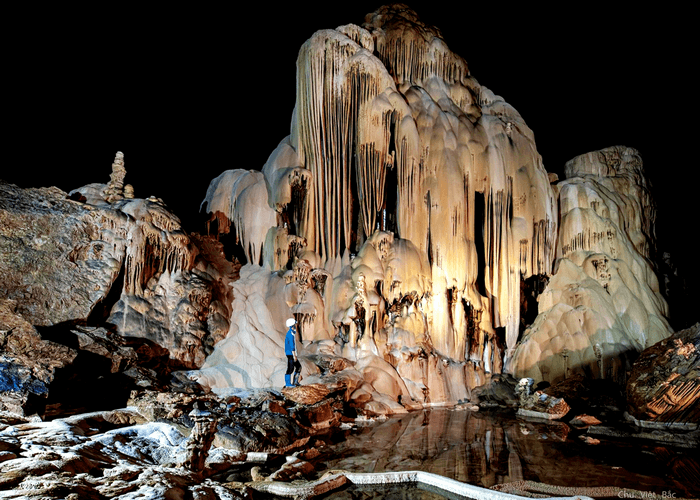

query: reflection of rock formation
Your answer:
[320,408,693,495]
[197,4,558,408]
[323,409,521,487]
[511,146,671,385]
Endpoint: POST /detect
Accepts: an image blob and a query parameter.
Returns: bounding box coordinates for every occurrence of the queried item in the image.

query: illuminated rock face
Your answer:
[74,157,222,369]
[197,5,559,408]
[510,146,671,385]
[0,154,230,373]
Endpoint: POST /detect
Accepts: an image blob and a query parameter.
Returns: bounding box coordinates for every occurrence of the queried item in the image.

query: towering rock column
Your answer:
[196,5,559,400]
[289,5,558,367]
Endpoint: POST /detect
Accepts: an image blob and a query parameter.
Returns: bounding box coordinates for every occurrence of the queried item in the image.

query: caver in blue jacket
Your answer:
[285,325,296,355]
[284,318,301,387]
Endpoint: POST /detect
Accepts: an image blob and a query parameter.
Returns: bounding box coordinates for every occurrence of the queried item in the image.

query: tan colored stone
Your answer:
[282,383,330,406]
[570,414,602,427]
[511,147,671,386]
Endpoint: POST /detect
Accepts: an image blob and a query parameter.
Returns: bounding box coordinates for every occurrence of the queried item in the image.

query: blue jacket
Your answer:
[284,326,296,355]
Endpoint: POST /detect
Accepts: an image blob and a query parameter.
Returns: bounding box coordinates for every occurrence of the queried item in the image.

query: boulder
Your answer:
[472,375,519,408]
[0,181,126,326]
[282,384,330,406]
[514,377,570,420]
[626,323,700,425]
[569,414,602,427]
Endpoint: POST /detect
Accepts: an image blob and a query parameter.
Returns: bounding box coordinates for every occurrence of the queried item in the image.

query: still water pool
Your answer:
[308,408,699,498]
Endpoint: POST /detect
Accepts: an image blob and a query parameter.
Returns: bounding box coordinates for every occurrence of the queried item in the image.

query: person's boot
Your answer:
[284,374,292,387]
[293,372,301,387]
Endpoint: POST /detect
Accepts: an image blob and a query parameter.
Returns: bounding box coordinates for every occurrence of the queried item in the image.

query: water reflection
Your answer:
[319,409,699,498]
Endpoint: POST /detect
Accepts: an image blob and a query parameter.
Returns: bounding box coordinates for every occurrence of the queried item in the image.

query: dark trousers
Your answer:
[286,355,301,375]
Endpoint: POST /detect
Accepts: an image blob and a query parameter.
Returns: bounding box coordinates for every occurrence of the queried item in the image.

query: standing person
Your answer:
[284,318,302,387]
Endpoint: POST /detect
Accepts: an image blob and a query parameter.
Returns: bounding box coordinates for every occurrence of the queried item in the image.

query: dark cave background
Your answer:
[3,2,697,329]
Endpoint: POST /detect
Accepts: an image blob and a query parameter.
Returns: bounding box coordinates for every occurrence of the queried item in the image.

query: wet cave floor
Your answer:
[297,408,699,499]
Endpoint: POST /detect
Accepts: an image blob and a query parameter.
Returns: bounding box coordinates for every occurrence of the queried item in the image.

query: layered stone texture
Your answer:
[196,5,558,409]
[0,181,125,326]
[510,146,671,385]
[627,323,700,425]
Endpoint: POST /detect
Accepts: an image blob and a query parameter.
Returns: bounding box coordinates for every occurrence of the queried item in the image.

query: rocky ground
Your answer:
[0,384,358,499]
[2,362,700,499]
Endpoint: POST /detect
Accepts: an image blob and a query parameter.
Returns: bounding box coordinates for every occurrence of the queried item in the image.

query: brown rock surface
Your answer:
[569,414,602,427]
[0,180,127,326]
[3,173,238,363]
[1,166,245,415]
[281,383,330,406]
[627,323,700,424]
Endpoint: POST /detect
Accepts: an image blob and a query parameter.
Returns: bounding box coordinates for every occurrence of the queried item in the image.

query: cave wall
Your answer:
[0,154,231,387]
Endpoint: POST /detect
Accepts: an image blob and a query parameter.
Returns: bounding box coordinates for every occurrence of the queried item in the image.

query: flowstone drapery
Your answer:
[195,5,559,409]
[196,6,668,411]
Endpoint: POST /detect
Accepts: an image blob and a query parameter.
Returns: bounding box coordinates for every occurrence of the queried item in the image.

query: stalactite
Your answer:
[295,28,401,265]
[296,31,358,263]
[201,170,277,266]
[117,199,195,297]
[373,31,469,88]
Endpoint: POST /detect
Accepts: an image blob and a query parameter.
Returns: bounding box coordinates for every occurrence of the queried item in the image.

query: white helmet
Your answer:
[286,318,296,327]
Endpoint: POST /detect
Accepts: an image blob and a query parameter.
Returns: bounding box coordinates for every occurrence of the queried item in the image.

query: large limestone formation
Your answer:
[196,5,558,409]
[1,6,676,418]
[510,146,671,385]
